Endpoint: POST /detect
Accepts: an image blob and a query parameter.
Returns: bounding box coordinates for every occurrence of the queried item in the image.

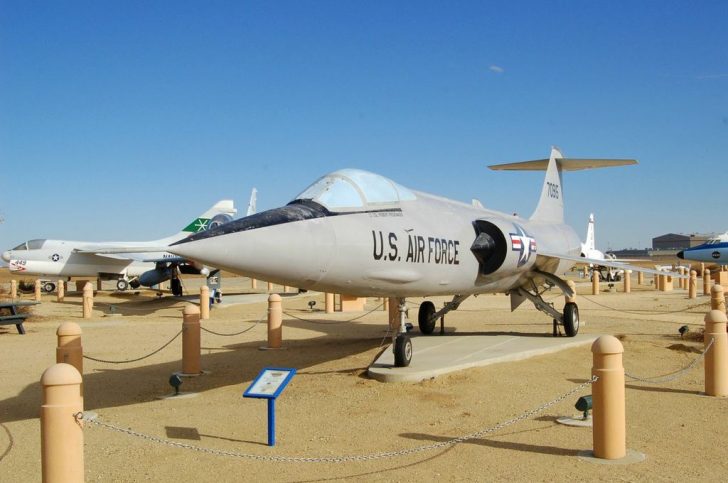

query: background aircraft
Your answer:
[677,232,728,264]
[1,193,252,294]
[579,213,621,282]
[167,147,677,366]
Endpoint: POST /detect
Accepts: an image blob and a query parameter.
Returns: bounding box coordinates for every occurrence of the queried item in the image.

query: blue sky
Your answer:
[1,1,726,251]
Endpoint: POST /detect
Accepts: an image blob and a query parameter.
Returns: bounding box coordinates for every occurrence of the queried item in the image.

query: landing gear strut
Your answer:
[514,283,579,338]
[393,299,412,367]
[417,294,470,335]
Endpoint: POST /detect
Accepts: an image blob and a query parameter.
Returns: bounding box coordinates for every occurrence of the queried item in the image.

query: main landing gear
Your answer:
[392,295,471,367]
[417,294,470,335]
[513,282,579,338]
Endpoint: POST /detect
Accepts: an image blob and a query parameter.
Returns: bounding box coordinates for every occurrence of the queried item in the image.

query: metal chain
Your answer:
[94,300,187,313]
[625,337,715,384]
[200,310,267,337]
[0,421,13,463]
[581,295,710,315]
[83,330,182,364]
[283,303,384,325]
[77,376,596,463]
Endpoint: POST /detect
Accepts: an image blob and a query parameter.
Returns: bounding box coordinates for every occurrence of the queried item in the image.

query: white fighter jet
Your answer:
[166,147,680,366]
[1,196,249,294]
[579,213,622,282]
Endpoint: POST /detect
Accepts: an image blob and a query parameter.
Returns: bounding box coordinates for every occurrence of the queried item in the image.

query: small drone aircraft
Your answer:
[168,147,677,366]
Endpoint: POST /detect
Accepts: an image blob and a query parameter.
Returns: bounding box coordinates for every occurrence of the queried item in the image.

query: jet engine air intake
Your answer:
[471,220,507,275]
[471,219,537,276]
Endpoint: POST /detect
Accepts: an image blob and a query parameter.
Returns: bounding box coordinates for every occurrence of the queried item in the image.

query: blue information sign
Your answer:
[243,367,296,446]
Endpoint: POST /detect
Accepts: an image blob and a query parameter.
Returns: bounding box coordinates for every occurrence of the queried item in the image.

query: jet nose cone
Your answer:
[1,251,10,262]
[676,251,684,259]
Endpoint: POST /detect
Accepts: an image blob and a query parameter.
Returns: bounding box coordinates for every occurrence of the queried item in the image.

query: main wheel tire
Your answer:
[43,282,56,293]
[394,334,412,367]
[171,278,183,297]
[563,302,579,337]
[418,301,437,335]
[116,279,129,291]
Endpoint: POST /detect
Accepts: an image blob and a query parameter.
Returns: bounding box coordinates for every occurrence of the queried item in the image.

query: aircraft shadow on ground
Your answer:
[2,308,565,423]
[0,317,386,423]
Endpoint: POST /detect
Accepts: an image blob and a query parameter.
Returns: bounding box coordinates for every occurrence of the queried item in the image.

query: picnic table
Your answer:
[0,300,39,334]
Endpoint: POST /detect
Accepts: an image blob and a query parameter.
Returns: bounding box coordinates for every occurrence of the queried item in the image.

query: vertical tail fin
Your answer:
[154,200,237,244]
[246,188,258,217]
[584,213,595,251]
[489,147,637,225]
[529,147,565,223]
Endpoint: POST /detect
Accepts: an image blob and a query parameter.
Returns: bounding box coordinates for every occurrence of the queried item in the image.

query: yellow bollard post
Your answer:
[623,270,631,294]
[265,294,282,349]
[591,335,626,460]
[710,284,725,312]
[679,267,686,290]
[11,279,17,299]
[199,285,210,320]
[700,262,705,275]
[56,323,83,375]
[35,279,42,302]
[704,269,711,296]
[325,293,334,314]
[689,270,697,299]
[592,270,599,295]
[251,278,257,290]
[283,285,289,293]
[181,305,202,375]
[57,279,65,303]
[665,275,673,291]
[40,363,84,483]
[565,280,577,304]
[704,310,728,397]
[382,297,389,311]
[82,284,93,319]
[387,297,399,332]
[637,271,643,286]
[267,282,273,293]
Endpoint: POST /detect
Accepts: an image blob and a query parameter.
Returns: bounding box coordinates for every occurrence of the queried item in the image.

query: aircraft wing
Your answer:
[538,251,688,278]
[74,246,170,255]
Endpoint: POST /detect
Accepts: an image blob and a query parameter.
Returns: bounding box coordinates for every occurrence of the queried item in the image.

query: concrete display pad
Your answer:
[368,333,598,382]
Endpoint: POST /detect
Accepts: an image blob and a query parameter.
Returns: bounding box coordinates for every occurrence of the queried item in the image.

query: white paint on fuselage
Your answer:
[170,191,582,297]
[3,239,175,278]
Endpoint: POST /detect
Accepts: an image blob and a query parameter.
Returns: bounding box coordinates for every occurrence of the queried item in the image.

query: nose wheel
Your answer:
[394,334,412,367]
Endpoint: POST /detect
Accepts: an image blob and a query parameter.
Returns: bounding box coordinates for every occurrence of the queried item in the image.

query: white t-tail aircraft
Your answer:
[164,147,682,366]
[677,232,728,264]
[1,194,255,294]
[579,213,622,282]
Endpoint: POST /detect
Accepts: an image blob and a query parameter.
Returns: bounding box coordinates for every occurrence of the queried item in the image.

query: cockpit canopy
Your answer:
[705,232,728,245]
[293,169,416,212]
[11,239,47,251]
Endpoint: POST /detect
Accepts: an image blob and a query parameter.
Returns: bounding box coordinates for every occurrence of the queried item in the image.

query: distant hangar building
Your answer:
[651,233,713,250]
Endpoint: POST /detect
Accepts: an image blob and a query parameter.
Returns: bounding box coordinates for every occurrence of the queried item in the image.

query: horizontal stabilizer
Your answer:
[489,158,637,171]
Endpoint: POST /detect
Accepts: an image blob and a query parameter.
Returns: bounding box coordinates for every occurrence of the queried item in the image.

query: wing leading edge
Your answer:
[538,251,689,278]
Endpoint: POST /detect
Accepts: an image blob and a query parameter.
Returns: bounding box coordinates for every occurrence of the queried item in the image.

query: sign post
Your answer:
[243,367,296,447]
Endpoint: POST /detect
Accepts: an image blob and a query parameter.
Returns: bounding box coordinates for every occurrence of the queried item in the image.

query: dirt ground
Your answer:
[1,270,726,482]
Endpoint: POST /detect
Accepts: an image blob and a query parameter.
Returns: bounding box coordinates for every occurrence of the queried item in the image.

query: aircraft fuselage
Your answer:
[170,192,581,297]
